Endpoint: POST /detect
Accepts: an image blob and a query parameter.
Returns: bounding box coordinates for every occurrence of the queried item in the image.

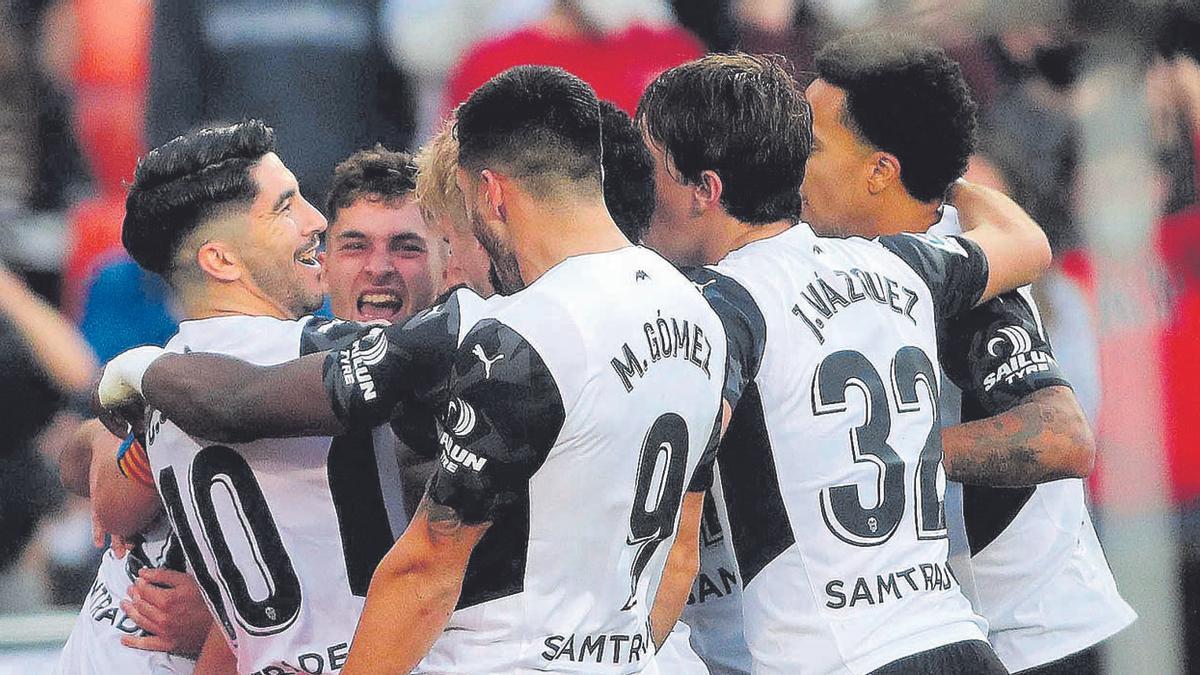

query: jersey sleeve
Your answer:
[879,232,989,319]
[299,317,371,354]
[938,287,1072,417]
[116,434,155,488]
[684,267,767,410]
[424,318,566,525]
[321,292,466,430]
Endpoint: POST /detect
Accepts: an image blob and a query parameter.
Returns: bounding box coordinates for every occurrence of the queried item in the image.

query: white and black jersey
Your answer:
[932,211,1136,672]
[324,247,727,674]
[55,520,195,675]
[692,223,991,675]
[145,315,409,675]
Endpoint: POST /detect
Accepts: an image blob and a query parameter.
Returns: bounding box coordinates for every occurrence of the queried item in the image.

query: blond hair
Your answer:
[414,116,469,233]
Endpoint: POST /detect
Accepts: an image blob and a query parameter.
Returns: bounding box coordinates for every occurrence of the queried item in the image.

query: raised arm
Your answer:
[99,348,341,443]
[950,179,1053,303]
[344,317,564,672]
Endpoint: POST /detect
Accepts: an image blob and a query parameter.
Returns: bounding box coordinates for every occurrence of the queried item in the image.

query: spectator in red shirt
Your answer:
[443,0,703,116]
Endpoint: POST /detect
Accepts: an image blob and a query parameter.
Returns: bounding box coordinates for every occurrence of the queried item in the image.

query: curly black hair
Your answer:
[123,120,275,277]
[325,144,418,220]
[815,33,978,202]
[599,101,655,242]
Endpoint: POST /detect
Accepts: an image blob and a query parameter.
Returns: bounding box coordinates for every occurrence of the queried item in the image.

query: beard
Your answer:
[243,253,325,318]
[470,208,524,294]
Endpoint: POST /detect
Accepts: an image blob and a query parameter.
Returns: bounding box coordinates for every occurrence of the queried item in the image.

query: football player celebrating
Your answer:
[98,67,727,674]
[635,53,1050,673]
[801,33,1135,674]
[88,121,430,675]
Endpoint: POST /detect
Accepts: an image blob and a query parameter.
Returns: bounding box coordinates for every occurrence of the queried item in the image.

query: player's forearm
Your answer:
[91,439,161,539]
[949,180,1052,300]
[342,550,462,674]
[941,386,1095,486]
[193,623,237,674]
[650,491,704,649]
[142,352,342,442]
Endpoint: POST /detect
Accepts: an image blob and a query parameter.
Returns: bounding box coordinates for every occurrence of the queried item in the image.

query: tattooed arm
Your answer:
[941,385,1095,487]
[342,496,490,675]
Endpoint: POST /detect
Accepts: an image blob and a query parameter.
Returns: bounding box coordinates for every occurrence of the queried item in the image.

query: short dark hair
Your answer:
[599,101,655,242]
[455,65,603,198]
[815,33,978,202]
[123,120,275,277]
[637,53,810,225]
[326,145,418,220]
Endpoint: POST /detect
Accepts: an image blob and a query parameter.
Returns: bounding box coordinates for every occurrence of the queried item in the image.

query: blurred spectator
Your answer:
[0,265,95,584]
[443,0,703,116]
[733,0,828,73]
[977,26,1083,252]
[53,0,151,318]
[146,0,413,201]
[0,0,88,219]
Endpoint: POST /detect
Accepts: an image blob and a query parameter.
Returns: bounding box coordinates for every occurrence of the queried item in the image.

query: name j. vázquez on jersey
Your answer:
[792,268,920,345]
[610,311,713,393]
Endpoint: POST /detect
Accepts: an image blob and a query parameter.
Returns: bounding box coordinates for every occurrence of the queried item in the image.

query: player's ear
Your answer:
[866,152,901,196]
[692,169,724,215]
[479,169,507,222]
[196,240,242,283]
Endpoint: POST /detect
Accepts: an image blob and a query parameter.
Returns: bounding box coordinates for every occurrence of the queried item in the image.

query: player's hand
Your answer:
[120,567,212,657]
[97,346,165,410]
[96,346,165,438]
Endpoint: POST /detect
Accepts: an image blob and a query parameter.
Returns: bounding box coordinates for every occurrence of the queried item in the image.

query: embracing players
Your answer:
[635,53,1050,673]
[800,33,1134,674]
[100,67,726,673]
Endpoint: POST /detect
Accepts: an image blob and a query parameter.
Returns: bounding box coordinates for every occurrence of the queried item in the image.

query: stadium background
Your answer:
[0,0,1196,672]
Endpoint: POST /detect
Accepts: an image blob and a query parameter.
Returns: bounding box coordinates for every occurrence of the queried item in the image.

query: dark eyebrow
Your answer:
[272,188,297,213]
[334,230,368,240]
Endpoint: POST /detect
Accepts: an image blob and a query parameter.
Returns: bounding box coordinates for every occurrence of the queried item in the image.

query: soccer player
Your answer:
[635,53,1051,673]
[99,66,727,674]
[324,145,448,324]
[95,120,426,675]
[801,34,1135,674]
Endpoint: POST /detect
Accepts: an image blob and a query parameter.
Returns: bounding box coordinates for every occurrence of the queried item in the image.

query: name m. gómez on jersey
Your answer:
[690,223,994,674]
[145,315,408,675]
[323,246,727,674]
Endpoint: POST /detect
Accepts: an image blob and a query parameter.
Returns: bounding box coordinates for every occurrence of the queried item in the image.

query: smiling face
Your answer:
[324,197,446,322]
[237,152,327,316]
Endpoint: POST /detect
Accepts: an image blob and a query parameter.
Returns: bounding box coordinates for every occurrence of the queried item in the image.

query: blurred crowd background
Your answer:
[0,0,1197,671]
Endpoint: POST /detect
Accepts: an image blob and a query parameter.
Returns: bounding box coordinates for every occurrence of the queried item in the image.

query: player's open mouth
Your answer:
[295,241,321,269]
[358,292,403,316]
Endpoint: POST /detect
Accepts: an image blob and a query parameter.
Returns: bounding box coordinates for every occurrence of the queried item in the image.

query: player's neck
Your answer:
[511,200,631,285]
[702,212,794,264]
[179,284,295,322]
[868,192,944,237]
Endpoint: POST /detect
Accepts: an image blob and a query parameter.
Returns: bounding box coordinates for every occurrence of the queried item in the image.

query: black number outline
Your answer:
[891,346,947,541]
[814,347,946,547]
[159,445,303,638]
[622,413,689,611]
[814,350,906,547]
